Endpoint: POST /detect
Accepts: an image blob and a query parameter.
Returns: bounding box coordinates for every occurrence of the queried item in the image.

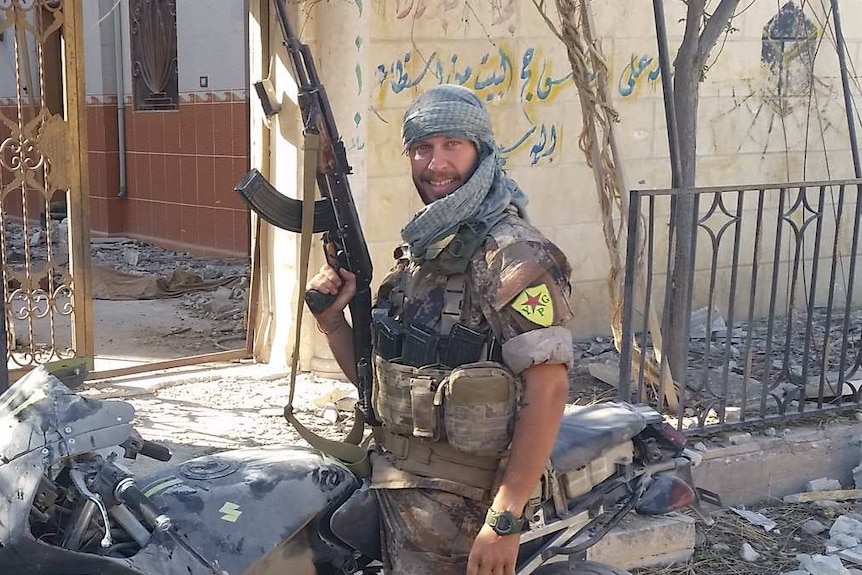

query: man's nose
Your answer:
[426,148,446,171]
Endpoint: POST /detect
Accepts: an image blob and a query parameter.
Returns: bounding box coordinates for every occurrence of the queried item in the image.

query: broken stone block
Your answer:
[828,534,860,550]
[123,246,140,266]
[810,478,845,492]
[797,553,850,575]
[839,547,862,567]
[832,516,862,542]
[740,542,761,562]
[725,431,752,446]
[803,519,829,535]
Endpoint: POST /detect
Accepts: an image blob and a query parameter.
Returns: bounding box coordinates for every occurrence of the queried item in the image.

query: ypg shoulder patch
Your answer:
[510,283,554,327]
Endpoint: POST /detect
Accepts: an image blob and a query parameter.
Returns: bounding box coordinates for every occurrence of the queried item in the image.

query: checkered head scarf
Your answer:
[400,84,528,262]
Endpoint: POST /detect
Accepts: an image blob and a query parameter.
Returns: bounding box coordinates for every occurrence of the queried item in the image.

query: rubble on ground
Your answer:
[635,478,862,575]
[4,217,251,351]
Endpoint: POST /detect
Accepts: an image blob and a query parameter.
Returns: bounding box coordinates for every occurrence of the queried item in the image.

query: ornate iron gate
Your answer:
[620,180,862,435]
[0,0,93,384]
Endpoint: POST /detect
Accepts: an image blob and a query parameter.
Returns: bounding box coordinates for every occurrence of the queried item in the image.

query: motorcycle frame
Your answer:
[515,455,694,575]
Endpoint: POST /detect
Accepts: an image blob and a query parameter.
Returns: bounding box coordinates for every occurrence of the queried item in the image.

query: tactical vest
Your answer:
[370,224,519,491]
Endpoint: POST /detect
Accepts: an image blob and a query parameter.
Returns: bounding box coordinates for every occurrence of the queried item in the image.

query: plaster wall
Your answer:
[268,1,862,363]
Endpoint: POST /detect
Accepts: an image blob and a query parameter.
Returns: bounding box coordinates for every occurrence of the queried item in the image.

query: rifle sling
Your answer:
[283,131,370,478]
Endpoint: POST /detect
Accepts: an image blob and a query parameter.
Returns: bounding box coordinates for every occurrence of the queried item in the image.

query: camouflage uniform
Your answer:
[371,212,575,575]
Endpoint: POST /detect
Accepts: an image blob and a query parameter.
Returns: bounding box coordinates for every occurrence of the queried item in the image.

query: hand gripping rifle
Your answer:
[235,0,380,427]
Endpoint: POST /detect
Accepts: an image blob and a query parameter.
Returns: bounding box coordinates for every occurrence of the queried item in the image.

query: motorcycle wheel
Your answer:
[532,560,634,575]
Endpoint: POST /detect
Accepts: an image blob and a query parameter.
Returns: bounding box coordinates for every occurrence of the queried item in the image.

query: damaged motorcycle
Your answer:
[0,366,718,575]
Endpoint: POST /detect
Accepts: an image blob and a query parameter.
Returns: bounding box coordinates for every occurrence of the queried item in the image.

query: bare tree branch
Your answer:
[698,0,742,65]
[531,0,564,42]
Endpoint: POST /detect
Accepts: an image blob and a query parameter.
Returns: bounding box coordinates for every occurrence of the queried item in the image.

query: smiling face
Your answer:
[408,135,480,204]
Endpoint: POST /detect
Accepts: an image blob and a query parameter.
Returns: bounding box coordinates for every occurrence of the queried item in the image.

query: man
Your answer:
[308,84,573,575]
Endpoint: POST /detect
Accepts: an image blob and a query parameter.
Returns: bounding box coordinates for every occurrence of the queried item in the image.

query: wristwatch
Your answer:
[485,508,525,536]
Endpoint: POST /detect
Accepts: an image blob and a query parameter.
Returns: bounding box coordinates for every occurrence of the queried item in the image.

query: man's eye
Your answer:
[446,140,462,148]
[413,145,430,155]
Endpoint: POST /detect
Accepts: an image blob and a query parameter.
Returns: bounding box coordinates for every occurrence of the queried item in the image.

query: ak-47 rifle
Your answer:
[235,0,379,426]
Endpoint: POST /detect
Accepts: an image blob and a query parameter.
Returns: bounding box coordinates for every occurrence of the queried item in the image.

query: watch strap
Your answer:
[485,508,525,535]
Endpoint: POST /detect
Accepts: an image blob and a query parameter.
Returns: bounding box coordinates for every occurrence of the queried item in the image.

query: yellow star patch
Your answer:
[511,284,554,327]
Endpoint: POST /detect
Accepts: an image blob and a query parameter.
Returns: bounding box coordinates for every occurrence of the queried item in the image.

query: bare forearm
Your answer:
[317,314,358,384]
[492,363,568,514]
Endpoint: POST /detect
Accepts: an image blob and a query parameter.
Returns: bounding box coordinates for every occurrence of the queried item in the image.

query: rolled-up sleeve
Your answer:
[501,325,574,375]
[468,234,575,375]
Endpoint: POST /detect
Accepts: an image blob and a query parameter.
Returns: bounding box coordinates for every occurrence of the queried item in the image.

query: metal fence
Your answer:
[619,179,862,435]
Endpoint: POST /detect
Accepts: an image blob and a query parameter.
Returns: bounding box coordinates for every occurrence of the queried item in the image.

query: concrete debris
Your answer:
[853,464,862,490]
[802,519,829,536]
[811,479,846,492]
[689,307,727,339]
[740,542,762,562]
[831,517,862,543]
[796,553,850,575]
[312,388,359,410]
[785,491,862,504]
[711,542,732,553]
[725,432,752,446]
[730,507,777,532]
[321,402,340,424]
[838,547,862,565]
[123,245,140,266]
[827,533,860,551]
[692,441,708,452]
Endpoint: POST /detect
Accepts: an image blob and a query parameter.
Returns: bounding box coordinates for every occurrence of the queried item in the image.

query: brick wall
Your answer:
[87,91,250,257]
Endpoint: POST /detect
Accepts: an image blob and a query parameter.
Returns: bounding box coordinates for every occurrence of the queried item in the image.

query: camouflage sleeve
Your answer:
[470,237,575,375]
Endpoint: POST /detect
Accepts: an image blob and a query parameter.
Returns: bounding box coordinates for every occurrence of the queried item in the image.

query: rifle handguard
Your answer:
[305,290,337,316]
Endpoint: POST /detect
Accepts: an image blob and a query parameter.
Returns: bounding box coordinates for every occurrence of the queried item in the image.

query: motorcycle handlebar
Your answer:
[140,439,172,462]
[115,478,172,533]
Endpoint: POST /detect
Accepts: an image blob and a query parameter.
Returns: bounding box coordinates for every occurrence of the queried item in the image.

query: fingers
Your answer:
[339,268,356,285]
[466,553,479,575]
[307,264,343,295]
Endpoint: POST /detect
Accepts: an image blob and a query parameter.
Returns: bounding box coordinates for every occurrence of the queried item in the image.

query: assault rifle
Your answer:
[234,0,379,426]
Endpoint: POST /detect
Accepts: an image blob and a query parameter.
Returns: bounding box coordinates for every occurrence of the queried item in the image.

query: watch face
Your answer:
[496,514,513,533]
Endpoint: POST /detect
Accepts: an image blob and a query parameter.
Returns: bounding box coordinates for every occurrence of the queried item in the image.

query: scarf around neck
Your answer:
[399,85,528,262]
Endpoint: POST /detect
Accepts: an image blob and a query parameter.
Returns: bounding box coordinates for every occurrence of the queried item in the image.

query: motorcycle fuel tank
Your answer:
[130,446,361,575]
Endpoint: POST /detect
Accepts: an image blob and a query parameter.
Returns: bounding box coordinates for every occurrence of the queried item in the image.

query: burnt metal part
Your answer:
[130,447,361,575]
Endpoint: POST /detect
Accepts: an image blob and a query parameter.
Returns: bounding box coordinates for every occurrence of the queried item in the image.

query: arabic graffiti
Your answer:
[376,45,572,105]
[374,45,570,164]
[618,54,661,98]
[393,0,516,27]
[500,123,560,166]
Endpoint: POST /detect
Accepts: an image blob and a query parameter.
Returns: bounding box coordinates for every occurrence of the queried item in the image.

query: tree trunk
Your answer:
[665,0,740,387]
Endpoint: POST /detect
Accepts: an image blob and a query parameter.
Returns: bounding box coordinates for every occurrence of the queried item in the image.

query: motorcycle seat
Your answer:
[550,402,654,474]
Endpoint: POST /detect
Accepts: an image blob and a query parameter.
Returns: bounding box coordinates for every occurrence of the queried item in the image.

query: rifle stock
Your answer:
[235,0,380,426]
